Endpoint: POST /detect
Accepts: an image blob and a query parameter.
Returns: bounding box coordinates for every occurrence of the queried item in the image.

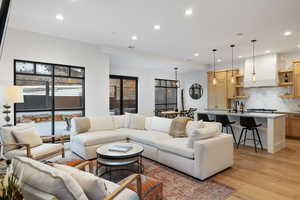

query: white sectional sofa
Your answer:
[70,116,234,180]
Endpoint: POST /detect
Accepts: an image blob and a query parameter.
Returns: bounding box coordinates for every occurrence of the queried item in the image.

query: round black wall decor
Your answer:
[189,83,203,100]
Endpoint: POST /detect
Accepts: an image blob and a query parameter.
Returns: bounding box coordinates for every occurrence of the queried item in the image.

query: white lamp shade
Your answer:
[4,86,24,104]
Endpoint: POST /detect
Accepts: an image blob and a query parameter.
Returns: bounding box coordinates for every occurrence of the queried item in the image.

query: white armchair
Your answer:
[0,124,64,161]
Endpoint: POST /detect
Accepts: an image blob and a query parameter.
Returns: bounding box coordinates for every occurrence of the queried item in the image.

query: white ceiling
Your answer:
[8,0,300,70]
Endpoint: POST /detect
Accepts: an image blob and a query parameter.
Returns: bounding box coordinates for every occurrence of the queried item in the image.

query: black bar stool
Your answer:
[215,115,237,144]
[237,117,263,152]
[197,114,214,122]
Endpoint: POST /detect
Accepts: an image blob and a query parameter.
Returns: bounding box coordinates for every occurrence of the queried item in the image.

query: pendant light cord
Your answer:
[251,40,256,74]
[213,49,217,77]
[230,44,235,77]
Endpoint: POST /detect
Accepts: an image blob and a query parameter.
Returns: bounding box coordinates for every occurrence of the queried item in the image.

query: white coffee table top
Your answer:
[96,142,144,159]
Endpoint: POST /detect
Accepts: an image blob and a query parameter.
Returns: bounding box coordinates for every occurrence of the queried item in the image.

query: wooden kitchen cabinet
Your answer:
[286,114,300,139]
[207,70,232,109]
[293,61,300,98]
[227,69,239,99]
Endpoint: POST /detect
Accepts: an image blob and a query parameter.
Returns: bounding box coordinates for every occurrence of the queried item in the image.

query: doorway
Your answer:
[109,75,138,115]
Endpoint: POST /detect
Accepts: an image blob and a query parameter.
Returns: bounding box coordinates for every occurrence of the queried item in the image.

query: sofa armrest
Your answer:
[193,134,233,180]
[0,143,32,158]
[102,174,142,200]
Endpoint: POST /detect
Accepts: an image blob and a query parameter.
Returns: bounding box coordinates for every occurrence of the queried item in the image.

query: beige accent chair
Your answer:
[0,124,64,161]
[13,157,141,200]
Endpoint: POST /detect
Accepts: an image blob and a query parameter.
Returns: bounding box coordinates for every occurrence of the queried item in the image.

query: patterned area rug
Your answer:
[140,159,233,200]
[52,151,234,200]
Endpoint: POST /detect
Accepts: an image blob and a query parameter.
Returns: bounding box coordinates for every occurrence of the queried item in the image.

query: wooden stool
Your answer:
[119,174,163,200]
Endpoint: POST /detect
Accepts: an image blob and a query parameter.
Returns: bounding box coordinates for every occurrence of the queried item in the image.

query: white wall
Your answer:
[110,66,175,116]
[178,71,208,110]
[0,28,110,125]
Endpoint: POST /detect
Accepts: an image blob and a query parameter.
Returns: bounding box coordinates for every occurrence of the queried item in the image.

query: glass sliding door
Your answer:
[109,75,138,115]
[14,60,85,137]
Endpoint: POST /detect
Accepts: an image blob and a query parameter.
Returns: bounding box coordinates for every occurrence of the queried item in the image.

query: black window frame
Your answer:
[109,75,138,115]
[155,78,178,111]
[14,59,85,137]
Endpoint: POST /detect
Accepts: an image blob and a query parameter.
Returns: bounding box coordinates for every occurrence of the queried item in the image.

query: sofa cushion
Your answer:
[72,131,128,147]
[12,127,43,148]
[89,116,115,132]
[72,117,91,134]
[53,164,107,200]
[5,143,64,160]
[129,114,145,130]
[13,156,88,200]
[127,130,172,148]
[156,138,194,159]
[150,117,173,134]
[113,115,126,129]
[145,117,152,130]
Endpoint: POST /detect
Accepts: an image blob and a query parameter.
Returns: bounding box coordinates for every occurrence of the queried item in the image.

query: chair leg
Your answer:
[237,128,245,149]
[226,126,229,134]
[252,129,257,152]
[222,126,224,133]
[229,125,237,145]
[255,128,264,150]
[243,129,248,145]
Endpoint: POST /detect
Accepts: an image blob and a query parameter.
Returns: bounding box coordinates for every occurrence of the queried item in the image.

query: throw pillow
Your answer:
[13,157,88,200]
[12,127,43,148]
[113,115,125,129]
[169,117,191,138]
[129,114,145,130]
[187,124,219,148]
[1,123,36,152]
[186,120,204,136]
[73,117,91,134]
[53,164,107,200]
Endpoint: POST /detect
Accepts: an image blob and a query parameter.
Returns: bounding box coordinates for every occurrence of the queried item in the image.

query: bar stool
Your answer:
[197,114,214,122]
[215,115,237,144]
[237,117,263,152]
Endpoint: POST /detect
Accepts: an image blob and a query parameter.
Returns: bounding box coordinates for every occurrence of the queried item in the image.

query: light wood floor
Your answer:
[212,139,300,200]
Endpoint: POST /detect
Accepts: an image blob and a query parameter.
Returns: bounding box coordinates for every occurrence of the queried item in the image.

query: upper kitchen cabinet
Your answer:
[208,70,227,109]
[293,60,300,98]
[208,69,241,109]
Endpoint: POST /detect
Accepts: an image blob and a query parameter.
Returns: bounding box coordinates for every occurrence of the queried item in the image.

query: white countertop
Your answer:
[197,110,286,119]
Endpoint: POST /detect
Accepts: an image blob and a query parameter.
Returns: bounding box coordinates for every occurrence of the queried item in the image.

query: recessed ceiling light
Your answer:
[238,56,243,58]
[265,50,271,54]
[185,9,193,16]
[131,35,138,41]
[283,31,292,36]
[217,59,222,62]
[298,44,300,48]
[56,14,64,21]
[194,53,199,57]
[154,25,160,30]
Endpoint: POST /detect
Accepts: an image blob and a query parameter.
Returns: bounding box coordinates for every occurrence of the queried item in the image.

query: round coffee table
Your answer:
[96,142,144,180]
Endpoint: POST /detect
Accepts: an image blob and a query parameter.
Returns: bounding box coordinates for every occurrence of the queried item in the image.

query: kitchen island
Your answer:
[197,111,286,153]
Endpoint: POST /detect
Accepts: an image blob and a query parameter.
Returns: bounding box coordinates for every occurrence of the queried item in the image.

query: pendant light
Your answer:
[174,67,180,88]
[251,40,257,82]
[230,44,235,84]
[212,49,217,85]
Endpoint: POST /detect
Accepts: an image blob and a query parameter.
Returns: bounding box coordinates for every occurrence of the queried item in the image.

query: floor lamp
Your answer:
[2,86,24,127]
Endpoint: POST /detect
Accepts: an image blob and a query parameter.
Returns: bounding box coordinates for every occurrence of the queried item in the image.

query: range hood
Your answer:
[244,54,278,88]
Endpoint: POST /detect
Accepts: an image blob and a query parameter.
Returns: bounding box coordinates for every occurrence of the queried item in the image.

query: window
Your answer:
[14,60,85,137]
[109,75,138,115]
[155,79,178,112]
